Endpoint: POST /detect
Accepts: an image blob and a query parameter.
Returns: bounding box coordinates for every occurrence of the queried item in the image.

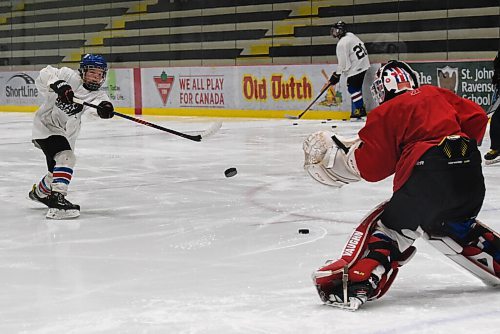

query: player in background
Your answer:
[303,60,498,310]
[484,51,500,165]
[329,21,370,120]
[29,54,115,219]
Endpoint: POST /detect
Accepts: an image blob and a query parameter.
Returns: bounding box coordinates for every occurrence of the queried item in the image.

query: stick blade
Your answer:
[197,121,223,139]
[285,114,299,120]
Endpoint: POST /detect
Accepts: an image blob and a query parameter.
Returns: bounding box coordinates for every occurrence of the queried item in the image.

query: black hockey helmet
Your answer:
[331,21,347,38]
[370,60,420,104]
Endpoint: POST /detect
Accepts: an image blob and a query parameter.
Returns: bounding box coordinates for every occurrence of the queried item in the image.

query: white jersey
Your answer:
[32,65,110,149]
[335,32,370,78]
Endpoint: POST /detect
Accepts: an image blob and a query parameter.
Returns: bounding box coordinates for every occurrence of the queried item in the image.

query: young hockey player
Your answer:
[29,54,115,219]
[484,51,500,165]
[329,20,370,119]
[303,60,499,310]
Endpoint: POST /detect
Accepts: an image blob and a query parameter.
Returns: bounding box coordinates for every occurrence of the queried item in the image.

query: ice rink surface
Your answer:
[0,111,499,333]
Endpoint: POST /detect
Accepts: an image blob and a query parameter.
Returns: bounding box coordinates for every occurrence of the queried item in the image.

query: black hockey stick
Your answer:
[74,98,221,142]
[332,135,349,154]
[285,83,332,119]
[486,88,499,117]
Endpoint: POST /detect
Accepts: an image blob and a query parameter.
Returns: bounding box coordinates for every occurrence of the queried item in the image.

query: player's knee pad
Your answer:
[54,149,76,168]
[312,202,417,303]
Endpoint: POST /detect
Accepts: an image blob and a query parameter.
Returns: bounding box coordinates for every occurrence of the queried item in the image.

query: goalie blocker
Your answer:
[313,203,499,311]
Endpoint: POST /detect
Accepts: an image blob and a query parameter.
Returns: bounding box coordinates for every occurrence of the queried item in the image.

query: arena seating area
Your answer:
[0,0,498,69]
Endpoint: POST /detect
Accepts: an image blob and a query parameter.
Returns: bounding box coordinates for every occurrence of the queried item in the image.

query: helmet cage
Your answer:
[370,60,419,104]
[78,54,108,91]
[331,21,346,38]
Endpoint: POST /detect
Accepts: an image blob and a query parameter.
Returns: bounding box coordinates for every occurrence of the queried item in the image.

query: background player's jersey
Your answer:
[354,85,487,191]
[32,66,110,149]
[335,32,370,78]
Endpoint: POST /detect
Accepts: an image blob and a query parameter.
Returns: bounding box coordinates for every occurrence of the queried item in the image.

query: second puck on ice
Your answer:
[298,228,309,234]
[224,167,237,178]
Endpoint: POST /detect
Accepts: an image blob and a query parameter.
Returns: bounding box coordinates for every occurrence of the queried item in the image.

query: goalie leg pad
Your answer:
[425,219,500,286]
[312,202,416,305]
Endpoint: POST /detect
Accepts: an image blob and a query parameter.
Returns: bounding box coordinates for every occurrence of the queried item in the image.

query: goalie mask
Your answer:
[330,20,347,39]
[370,60,419,104]
[79,54,108,91]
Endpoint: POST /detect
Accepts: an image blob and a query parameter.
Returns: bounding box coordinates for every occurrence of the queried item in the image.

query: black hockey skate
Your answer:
[484,149,500,165]
[350,106,367,121]
[46,191,80,220]
[28,184,50,207]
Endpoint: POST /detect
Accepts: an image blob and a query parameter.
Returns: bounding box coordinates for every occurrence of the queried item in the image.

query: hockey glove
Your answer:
[303,131,361,187]
[329,73,341,86]
[50,80,74,104]
[97,101,114,119]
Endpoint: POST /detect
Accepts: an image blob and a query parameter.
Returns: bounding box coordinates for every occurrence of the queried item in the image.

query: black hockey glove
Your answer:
[329,73,341,86]
[97,101,114,119]
[50,80,74,104]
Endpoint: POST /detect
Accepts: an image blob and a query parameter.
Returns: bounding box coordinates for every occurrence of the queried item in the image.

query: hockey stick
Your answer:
[486,88,499,117]
[74,98,221,142]
[285,82,332,119]
[332,135,349,154]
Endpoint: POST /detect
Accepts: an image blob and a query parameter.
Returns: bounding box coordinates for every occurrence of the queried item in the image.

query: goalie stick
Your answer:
[285,83,332,120]
[74,98,221,142]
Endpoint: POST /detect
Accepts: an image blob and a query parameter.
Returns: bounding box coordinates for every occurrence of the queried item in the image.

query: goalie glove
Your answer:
[303,131,362,187]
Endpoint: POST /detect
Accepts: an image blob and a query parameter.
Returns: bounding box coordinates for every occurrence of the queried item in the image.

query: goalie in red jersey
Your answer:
[303,60,499,310]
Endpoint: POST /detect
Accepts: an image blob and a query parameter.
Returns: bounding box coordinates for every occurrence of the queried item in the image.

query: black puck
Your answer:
[321,121,326,123]
[298,228,309,234]
[224,167,237,178]
[292,122,298,126]
[331,125,337,129]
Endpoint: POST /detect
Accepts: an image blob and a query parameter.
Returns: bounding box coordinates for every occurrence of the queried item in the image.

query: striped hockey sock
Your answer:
[52,166,73,195]
[35,173,52,198]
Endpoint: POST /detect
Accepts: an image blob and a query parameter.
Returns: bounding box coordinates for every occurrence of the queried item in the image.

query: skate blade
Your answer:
[46,208,80,220]
[484,157,500,166]
[349,117,366,122]
[324,301,361,311]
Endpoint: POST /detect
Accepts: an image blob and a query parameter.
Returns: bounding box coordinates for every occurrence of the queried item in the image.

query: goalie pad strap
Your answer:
[365,251,391,273]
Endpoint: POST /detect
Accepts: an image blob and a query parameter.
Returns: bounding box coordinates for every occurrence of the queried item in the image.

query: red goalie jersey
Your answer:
[355,85,488,191]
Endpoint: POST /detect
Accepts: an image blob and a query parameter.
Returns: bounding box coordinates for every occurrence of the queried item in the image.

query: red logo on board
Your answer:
[153,71,175,105]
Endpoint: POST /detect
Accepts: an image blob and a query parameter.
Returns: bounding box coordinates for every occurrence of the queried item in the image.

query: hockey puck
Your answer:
[224,167,237,178]
[292,122,298,126]
[321,121,326,123]
[331,125,337,129]
[298,228,309,234]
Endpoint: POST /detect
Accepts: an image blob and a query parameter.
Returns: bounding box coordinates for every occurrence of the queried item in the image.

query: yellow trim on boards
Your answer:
[0,106,351,120]
[141,108,351,120]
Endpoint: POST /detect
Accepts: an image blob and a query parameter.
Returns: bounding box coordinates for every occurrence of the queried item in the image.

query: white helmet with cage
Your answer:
[370,60,420,104]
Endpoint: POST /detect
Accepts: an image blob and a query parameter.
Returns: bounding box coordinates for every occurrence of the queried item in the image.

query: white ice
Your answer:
[0,112,499,334]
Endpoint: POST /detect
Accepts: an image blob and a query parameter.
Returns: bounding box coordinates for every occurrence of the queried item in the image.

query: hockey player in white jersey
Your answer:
[29,54,114,219]
[329,21,370,119]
